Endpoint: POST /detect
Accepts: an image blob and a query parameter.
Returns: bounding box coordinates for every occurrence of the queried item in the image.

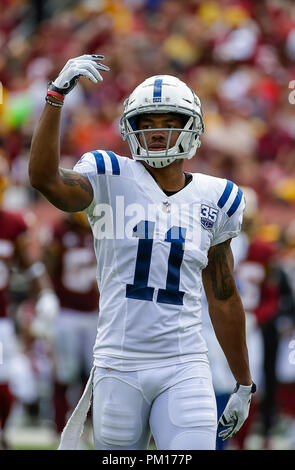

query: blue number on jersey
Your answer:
[126,221,186,305]
[126,221,155,301]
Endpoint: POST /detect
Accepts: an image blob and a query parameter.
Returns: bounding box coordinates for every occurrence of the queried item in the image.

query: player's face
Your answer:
[137,113,184,151]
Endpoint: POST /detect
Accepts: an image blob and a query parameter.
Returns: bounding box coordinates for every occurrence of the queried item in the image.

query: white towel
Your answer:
[58,366,95,450]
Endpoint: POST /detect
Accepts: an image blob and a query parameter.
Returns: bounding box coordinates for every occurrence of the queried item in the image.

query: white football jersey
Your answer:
[73,150,245,370]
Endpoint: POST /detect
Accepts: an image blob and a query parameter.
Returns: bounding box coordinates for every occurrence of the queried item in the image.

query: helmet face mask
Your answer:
[120,75,204,168]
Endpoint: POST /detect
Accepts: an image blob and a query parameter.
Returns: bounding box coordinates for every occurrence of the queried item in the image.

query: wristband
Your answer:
[48,79,78,96]
[47,90,64,102]
[45,96,63,108]
[234,382,256,393]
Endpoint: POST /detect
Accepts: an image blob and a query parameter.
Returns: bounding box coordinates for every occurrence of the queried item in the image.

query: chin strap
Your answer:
[143,156,175,168]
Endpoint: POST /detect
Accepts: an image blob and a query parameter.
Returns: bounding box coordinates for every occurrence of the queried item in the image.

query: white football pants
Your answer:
[0,318,19,383]
[54,308,98,384]
[92,361,217,450]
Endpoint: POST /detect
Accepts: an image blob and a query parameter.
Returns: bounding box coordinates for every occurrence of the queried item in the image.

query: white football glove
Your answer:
[50,54,110,95]
[32,289,60,339]
[218,382,256,441]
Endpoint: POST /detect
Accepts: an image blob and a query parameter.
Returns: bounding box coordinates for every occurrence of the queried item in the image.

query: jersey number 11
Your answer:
[126,220,186,305]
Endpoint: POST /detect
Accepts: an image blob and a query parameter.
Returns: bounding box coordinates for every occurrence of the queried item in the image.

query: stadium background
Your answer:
[1,0,295,450]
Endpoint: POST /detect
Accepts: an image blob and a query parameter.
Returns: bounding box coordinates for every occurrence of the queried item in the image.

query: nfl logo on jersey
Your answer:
[200,204,218,230]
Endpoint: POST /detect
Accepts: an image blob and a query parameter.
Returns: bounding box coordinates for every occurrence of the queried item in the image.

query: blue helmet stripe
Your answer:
[227,187,243,217]
[217,180,234,208]
[91,151,105,174]
[106,151,120,175]
[153,78,163,103]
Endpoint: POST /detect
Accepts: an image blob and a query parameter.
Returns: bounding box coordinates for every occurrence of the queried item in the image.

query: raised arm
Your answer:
[29,55,109,212]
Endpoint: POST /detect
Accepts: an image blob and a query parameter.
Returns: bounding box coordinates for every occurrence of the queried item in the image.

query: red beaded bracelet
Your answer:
[47,90,65,102]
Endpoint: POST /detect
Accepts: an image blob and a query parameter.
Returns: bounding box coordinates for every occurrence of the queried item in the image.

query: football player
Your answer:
[42,212,98,435]
[0,155,59,448]
[201,186,263,450]
[29,55,255,450]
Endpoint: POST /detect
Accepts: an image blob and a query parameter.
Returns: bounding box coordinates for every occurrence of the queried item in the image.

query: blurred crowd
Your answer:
[0,0,295,450]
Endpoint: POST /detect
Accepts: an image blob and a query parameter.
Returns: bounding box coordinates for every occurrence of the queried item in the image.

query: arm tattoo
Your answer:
[208,243,235,300]
[59,169,93,196]
[43,168,93,212]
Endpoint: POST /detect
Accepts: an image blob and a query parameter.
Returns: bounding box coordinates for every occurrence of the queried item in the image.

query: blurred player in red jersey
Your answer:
[233,189,282,449]
[239,228,278,448]
[0,156,59,448]
[203,187,264,450]
[275,220,295,448]
[42,212,99,437]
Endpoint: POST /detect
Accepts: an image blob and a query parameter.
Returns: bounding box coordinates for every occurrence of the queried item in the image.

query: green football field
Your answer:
[4,425,157,450]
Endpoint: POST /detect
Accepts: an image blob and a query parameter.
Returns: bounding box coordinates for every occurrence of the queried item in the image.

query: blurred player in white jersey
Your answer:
[43,212,98,435]
[29,55,256,450]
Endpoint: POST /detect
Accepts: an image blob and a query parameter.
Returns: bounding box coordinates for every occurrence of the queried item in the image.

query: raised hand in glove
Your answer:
[218,382,256,441]
[48,54,110,97]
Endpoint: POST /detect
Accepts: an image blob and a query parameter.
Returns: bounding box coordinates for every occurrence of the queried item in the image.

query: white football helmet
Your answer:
[120,75,204,168]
